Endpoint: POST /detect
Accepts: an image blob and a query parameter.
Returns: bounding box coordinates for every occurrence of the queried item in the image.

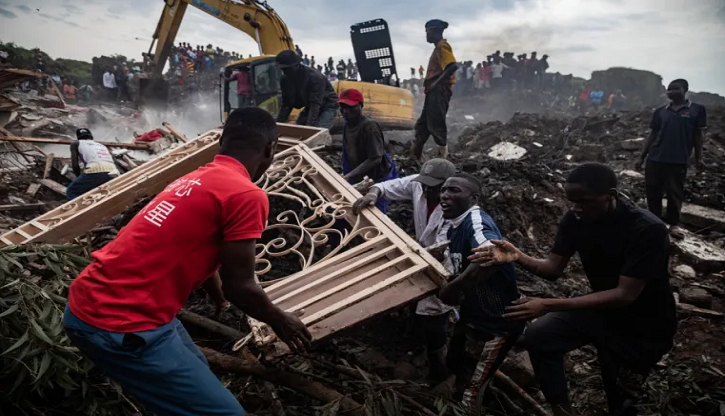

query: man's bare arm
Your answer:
[468,240,569,281]
[439,263,500,306]
[504,275,647,320]
[694,128,704,168]
[343,157,380,181]
[428,63,458,91]
[70,141,81,176]
[516,252,570,281]
[219,239,311,351]
[637,129,657,164]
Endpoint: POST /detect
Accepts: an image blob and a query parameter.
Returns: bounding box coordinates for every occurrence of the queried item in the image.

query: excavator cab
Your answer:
[221,55,282,121]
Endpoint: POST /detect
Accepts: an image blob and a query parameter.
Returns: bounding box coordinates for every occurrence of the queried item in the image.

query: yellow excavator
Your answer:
[141,0,415,132]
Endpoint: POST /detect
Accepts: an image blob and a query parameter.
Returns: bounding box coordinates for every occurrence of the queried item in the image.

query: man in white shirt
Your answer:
[67,128,119,200]
[102,69,117,101]
[490,57,508,90]
[353,158,457,383]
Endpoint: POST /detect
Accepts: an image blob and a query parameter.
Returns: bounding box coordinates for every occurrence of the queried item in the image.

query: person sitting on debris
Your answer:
[329,88,398,212]
[63,108,312,416]
[411,19,458,160]
[468,163,677,416]
[434,174,524,413]
[353,158,457,383]
[67,128,119,200]
[275,50,339,129]
[635,79,707,239]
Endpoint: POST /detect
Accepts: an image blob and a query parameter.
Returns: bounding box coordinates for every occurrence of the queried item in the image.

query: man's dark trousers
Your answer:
[645,160,687,226]
[522,310,673,414]
[414,85,452,156]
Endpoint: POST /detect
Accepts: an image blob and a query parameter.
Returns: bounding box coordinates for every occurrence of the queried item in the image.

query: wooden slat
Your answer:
[29,221,49,231]
[0,136,151,150]
[301,263,427,326]
[272,244,398,305]
[38,179,67,196]
[289,254,413,315]
[13,229,34,239]
[264,235,388,292]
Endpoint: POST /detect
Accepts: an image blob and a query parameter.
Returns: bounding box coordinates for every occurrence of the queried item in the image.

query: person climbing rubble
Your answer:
[435,173,524,414]
[63,108,312,416]
[636,78,707,239]
[468,163,677,416]
[411,19,458,161]
[276,50,339,129]
[353,158,457,383]
[67,128,119,200]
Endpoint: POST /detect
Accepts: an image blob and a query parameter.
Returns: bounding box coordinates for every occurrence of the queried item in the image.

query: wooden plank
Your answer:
[29,221,49,231]
[263,235,388,293]
[43,154,54,179]
[301,263,427,326]
[290,254,413,315]
[26,184,41,197]
[38,179,67,196]
[1,136,151,150]
[162,122,188,143]
[0,203,45,212]
[272,244,399,305]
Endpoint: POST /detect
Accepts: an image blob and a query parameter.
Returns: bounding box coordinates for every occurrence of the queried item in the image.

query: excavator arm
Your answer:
[144,0,294,76]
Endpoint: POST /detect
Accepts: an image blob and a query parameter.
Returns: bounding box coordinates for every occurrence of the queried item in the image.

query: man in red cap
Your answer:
[335,88,398,212]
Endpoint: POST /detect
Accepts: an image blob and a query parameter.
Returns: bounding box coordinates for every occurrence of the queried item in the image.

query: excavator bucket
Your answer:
[350,19,400,85]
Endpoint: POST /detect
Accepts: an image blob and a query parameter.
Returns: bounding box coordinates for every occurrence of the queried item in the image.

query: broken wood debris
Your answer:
[38,179,67,197]
[162,122,188,143]
[0,135,151,150]
[0,202,46,212]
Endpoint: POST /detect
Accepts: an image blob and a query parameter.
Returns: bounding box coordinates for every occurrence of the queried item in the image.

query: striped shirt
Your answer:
[438,206,522,335]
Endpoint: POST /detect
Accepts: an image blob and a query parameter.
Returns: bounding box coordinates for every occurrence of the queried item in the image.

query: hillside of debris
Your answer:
[2,51,725,415]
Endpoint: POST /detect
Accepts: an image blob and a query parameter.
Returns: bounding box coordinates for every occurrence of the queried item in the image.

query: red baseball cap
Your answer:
[339,88,364,106]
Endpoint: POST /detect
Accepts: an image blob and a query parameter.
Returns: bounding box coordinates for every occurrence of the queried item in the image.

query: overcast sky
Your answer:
[1,0,724,94]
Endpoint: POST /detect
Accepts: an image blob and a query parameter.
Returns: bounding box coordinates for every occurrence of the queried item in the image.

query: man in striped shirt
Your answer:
[437,174,523,412]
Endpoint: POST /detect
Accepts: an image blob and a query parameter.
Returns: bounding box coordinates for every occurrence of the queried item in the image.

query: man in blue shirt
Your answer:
[436,174,523,413]
[636,78,707,238]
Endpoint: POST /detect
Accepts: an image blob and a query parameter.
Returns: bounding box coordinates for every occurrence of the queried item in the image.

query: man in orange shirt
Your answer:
[411,19,458,161]
[63,108,311,416]
[63,79,78,103]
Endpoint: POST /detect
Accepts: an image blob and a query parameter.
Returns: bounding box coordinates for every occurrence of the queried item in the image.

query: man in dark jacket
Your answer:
[276,50,339,129]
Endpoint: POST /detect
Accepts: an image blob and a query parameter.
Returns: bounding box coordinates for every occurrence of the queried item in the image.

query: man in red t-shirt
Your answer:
[63,108,311,416]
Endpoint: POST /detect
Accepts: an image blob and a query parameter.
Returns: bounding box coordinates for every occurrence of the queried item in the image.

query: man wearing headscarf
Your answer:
[411,19,458,161]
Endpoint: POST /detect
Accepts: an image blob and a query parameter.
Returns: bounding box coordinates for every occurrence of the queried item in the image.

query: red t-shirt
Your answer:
[68,155,269,332]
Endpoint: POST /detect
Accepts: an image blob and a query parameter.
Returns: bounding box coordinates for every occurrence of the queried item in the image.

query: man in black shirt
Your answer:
[276,50,339,129]
[337,88,398,212]
[469,163,677,416]
[636,78,707,239]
